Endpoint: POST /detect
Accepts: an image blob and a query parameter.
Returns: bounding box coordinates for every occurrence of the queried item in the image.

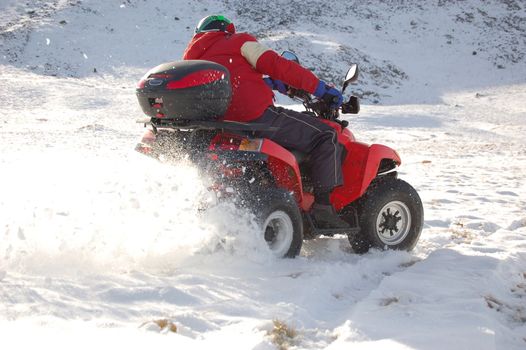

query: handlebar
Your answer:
[276,51,360,124]
[288,88,359,125]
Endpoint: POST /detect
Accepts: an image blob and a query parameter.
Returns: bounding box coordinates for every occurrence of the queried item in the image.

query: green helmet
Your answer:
[195,15,235,34]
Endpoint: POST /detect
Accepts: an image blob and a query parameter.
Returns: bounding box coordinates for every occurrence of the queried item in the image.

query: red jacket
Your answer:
[183,32,319,122]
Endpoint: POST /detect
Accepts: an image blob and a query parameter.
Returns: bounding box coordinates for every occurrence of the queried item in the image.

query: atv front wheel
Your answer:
[252,189,303,258]
[349,178,423,254]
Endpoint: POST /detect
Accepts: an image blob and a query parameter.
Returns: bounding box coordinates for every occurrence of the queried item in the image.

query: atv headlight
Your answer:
[238,138,263,152]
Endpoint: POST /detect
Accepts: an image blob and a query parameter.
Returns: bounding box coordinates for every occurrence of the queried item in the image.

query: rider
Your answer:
[183,15,349,229]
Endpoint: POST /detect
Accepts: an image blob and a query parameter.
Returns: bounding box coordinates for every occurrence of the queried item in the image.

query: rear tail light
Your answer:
[135,143,152,154]
[135,130,156,154]
[239,138,263,152]
[148,98,165,118]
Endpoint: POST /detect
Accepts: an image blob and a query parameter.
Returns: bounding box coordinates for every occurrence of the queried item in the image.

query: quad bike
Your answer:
[134,52,424,258]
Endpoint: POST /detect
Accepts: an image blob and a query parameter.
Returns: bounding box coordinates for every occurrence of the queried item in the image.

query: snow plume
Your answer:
[0,151,268,276]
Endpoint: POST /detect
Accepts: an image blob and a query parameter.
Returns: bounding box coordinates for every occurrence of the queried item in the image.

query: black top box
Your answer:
[136,60,231,121]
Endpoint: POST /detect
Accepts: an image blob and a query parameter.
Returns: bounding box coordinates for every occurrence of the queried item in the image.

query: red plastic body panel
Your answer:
[331,143,401,211]
[260,139,306,209]
[138,118,402,214]
[203,125,401,212]
[208,133,243,151]
[206,134,306,209]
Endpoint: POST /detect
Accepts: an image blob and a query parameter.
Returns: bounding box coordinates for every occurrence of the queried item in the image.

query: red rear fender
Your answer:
[260,139,304,207]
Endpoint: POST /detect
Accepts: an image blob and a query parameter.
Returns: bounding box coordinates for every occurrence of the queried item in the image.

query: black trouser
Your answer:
[252,106,344,192]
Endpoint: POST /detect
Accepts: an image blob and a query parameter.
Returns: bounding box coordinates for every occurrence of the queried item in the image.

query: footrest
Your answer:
[305,214,359,237]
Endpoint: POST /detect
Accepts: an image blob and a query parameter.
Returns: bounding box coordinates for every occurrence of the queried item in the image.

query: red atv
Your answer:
[135,52,423,258]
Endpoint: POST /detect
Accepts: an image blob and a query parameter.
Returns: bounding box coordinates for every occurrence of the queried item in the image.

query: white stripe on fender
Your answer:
[241,41,271,68]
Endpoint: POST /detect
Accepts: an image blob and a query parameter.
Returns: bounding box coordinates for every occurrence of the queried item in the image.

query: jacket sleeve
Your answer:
[240,40,319,94]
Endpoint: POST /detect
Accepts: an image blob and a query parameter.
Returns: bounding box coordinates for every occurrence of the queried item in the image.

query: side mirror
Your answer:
[342,64,359,93]
[281,50,300,64]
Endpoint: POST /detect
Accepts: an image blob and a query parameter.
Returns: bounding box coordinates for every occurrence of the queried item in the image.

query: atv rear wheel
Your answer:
[348,178,423,254]
[252,189,303,258]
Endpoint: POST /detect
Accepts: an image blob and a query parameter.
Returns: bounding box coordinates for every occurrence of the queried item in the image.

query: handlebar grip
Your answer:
[341,96,360,114]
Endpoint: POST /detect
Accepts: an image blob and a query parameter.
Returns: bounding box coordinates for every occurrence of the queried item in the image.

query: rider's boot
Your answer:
[310,203,350,229]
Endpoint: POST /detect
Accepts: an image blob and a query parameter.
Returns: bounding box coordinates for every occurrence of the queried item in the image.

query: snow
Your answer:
[1,0,525,349]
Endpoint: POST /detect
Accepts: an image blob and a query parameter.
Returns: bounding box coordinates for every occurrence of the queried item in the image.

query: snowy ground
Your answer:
[1,1,525,349]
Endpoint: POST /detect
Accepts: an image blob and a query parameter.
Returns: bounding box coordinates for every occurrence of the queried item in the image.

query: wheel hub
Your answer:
[263,211,294,257]
[376,201,411,245]
[265,224,278,242]
[380,208,402,234]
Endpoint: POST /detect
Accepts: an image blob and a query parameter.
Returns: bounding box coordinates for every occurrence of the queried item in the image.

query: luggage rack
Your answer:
[138,117,278,134]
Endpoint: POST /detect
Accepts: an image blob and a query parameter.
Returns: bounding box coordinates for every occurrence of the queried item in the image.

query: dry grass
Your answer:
[154,319,178,332]
[268,319,297,350]
[450,222,475,243]
[511,282,526,294]
[485,295,503,310]
[141,318,177,333]
[485,295,526,324]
